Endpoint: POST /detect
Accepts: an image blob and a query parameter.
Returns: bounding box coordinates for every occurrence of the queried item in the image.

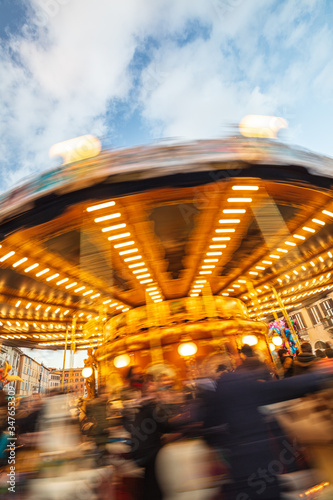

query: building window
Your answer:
[307,305,323,326]
[320,299,333,318]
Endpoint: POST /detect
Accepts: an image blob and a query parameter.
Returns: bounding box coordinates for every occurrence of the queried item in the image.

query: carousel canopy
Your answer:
[0,137,332,349]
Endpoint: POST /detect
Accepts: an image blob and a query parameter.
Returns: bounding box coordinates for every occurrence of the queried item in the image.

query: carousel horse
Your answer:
[0,361,23,385]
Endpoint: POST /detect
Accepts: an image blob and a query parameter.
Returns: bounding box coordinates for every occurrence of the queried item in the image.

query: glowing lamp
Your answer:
[178,342,197,357]
[239,115,288,139]
[49,135,101,165]
[82,367,93,378]
[269,343,276,351]
[272,336,283,347]
[242,335,258,346]
[114,354,131,368]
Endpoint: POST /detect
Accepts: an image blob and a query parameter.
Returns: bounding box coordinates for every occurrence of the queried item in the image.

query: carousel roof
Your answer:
[0,137,333,350]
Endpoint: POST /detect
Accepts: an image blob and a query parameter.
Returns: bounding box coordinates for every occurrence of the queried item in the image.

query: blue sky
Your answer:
[1,1,333,366]
[1,0,333,192]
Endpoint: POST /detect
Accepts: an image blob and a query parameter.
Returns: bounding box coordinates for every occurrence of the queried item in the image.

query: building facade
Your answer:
[56,368,86,396]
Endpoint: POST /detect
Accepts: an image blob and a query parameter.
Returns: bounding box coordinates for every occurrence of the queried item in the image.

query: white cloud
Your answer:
[1,0,333,194]
[21,347,87,370]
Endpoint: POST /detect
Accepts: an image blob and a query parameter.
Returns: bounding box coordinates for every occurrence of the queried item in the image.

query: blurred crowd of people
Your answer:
[0,341,333,499]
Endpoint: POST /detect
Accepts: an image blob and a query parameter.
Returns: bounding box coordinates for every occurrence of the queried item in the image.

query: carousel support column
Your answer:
[271,286,301,350]
[68,317,77,393]
[146,291,164,365]
[62,325,69,391]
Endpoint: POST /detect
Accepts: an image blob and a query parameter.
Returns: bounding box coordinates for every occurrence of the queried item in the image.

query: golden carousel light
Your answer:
[242,335,258,346]
[82,367,93,378]
[272,336,283,347]
[269,343,276,351]
[178,342,197,357]
[114,354,131,368]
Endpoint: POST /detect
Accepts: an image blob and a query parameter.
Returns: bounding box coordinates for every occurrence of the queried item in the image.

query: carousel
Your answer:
[0,121,333,389]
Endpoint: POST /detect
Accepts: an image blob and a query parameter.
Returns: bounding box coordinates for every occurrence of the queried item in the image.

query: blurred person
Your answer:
[204,362,333,499]
[325,348,333,358]
[315,349,326,359]
[84,385,109,465]
[236,344,273,380]
[293,342,317,375]
[277,349,294,378]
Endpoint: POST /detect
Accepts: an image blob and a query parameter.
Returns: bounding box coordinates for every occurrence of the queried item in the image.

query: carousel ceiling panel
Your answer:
[0,139,333,349]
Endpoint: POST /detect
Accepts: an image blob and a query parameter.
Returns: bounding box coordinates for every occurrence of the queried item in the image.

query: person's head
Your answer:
[325,348,333,359]
[315,349,326,359]
[142,374,156,395]
[277,348,289,360]
[240,344,254,358]
[126,365,144,389]
[300,342,313,354]
[157,372,174,391]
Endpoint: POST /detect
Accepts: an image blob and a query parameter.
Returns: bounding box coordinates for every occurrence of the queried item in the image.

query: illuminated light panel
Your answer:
[119,248,138,255]
[285,241,296,246]
[124,255,142,262]
[57,278,69,285]
[319,256,324,262]
[293,270,298,275]
[146,287,157,292]
[114,241,134,248]
[323,209,333,217]
[36,268,49,277]
[312,219,325,225]
[103,299,111,304]
[108,232,131,241]
[65,282,77,289]
[209,245,226,249]
[212,237,230,241]
[46,273,59,281]
[301,266,306,270]
[26,303,31,309]
[74,286,85,292]
[293,234,305,240]
[328,252,333,258]
[0,251,15,262]
[227,198,252,203]
[136,274,150,279]
[154,299,163,303]
[310,261,315,267]
[199,271,212,274]
[262,261,272,265]
[13,257,28,268]
[221,292,229,296]
[303,226,315,233]
[202,265,215,269]
[256,266,265,270]
[15,300,21,307]
[249,271,258,275]
[193,285,203,289]
[94,213,121,222]
[123,308,129,312]
[45,307,51,312]
[277,248,288,253]
[215,228,235,233]
[269,255,280,259]
[90,293,100,299]
[204,259,218,263]
[223,209,246,214]
[140,279,153,284]
[83,290,93,296]
[102,223,126,232]
[233,284,240,288]
[109,303,118,307]
[128,262,145,268]
[133,268,148,274]
[232,186,258,191]
[36,304,41,310]
[238,280,247,283]
[206,252,222,256]
[25,263,39,272]
[55,308,60,314]
[150,291,160,295]
[87,201,115,212]
[285,275,290,279]
[219,219,240,224]
[190,293,199,297]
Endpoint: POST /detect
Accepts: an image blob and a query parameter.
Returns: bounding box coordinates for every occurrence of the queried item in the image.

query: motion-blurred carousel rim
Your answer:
[0,136,331,364]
